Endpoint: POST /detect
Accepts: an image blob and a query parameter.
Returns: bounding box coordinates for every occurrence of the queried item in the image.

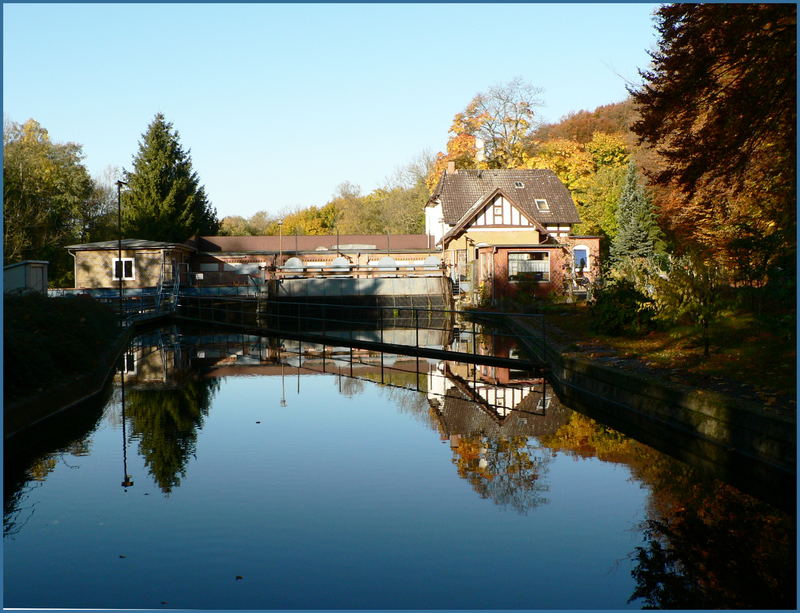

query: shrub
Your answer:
[590,278,655,335]
[4,293,118,401]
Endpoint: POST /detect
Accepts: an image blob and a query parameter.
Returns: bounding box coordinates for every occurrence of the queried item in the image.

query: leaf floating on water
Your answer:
[235,575,244,581]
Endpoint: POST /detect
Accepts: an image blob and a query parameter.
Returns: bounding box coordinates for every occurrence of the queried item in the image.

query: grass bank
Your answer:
[534,302,795,413]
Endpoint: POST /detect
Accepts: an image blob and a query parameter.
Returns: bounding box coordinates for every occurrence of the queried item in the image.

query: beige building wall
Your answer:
[446,229,542,251]
[74,248,189,289]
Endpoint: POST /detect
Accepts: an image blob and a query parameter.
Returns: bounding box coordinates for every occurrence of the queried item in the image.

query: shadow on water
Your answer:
[4,379,113,538]
[5,323,795,609]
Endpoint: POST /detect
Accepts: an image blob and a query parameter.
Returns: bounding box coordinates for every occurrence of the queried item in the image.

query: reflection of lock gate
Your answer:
[189,298,548,374]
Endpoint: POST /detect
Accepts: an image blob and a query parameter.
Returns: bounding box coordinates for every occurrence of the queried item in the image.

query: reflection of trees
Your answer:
[628,482,795,609]
[4,382,110,538]
[380,384,436,428]
[540,411,795,609]
[126,376,219,494]
[338,375,364,398]
[451,434,550,514]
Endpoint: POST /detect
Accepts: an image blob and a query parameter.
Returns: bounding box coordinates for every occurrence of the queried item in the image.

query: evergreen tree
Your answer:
[610,162,663,265]
[122,113,218,242]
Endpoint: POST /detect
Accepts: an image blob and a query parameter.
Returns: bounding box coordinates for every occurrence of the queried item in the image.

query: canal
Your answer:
[4,325,795,609]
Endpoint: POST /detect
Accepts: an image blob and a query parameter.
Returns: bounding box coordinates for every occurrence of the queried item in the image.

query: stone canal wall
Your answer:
[505,315,796,510]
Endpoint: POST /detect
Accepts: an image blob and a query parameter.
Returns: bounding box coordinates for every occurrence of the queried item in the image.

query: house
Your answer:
[4,260,49,294]
[426,164,600,303]
[65,239,195,290]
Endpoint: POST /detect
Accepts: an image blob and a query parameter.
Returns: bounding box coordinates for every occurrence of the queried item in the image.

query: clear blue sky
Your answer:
[4,3,659,220]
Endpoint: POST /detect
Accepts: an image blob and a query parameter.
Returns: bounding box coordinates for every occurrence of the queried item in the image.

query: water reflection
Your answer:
[116,328,566,509]
[539,411,796,609]
[4,381,111,537]
[4,327,794,609]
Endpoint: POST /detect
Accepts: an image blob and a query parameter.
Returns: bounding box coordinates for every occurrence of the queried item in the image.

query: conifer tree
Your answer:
[122,113,218,242]
[610,162,663,265]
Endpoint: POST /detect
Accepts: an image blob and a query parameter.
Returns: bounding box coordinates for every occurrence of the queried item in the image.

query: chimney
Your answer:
[475,137,485,162]
[447,161,456,174]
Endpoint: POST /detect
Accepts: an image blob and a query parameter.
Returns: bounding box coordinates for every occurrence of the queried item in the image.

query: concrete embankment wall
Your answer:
[505,316,796,511]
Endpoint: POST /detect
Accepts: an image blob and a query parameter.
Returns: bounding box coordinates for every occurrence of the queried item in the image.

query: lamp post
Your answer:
[120,364,134,489]
[278,220,283,267]
[116,180,128,327]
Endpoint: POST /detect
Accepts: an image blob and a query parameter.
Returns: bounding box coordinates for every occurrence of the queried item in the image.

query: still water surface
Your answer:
[4,329,794,609]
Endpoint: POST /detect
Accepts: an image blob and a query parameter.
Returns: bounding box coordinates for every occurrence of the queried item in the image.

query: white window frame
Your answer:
[535,199,550,212]
[120,351,136,374]
[572,245,590,272]
[508,251,550,282]
[112,258,135,281]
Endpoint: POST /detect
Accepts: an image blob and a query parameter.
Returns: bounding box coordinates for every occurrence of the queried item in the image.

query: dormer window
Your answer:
[514,181,525,189]
[535,199,550,212]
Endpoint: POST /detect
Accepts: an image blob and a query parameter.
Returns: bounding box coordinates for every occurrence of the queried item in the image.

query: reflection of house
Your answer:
[427,362,569,437]
[117,329,189,388]
[426,165,600,302]
[66,239,195,290]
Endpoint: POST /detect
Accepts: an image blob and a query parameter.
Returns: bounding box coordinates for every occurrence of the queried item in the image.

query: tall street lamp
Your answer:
[278,220,283,267]
[116,180,128,327]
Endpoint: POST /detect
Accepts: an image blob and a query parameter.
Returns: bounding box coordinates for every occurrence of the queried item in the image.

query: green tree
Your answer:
[650,251,729,356]
[126,376,219,493]
[574,164,626,240]
[218,215,250,236]
[3,118,95,285]
[122,113,218,242]
[610,163,663,265]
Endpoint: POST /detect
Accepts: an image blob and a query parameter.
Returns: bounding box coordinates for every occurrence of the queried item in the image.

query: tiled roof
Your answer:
[431,169,580,225]
[432,384,570,438]
[197,234,434,253]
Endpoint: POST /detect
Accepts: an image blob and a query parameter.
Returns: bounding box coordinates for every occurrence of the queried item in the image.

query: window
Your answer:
[119,352,136,374]
[508,252,550,282]
[514,181,525,189]
[113,258,135,280]
[572,246,590,272]
[535,199,550,212]
[493,202,503,219]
